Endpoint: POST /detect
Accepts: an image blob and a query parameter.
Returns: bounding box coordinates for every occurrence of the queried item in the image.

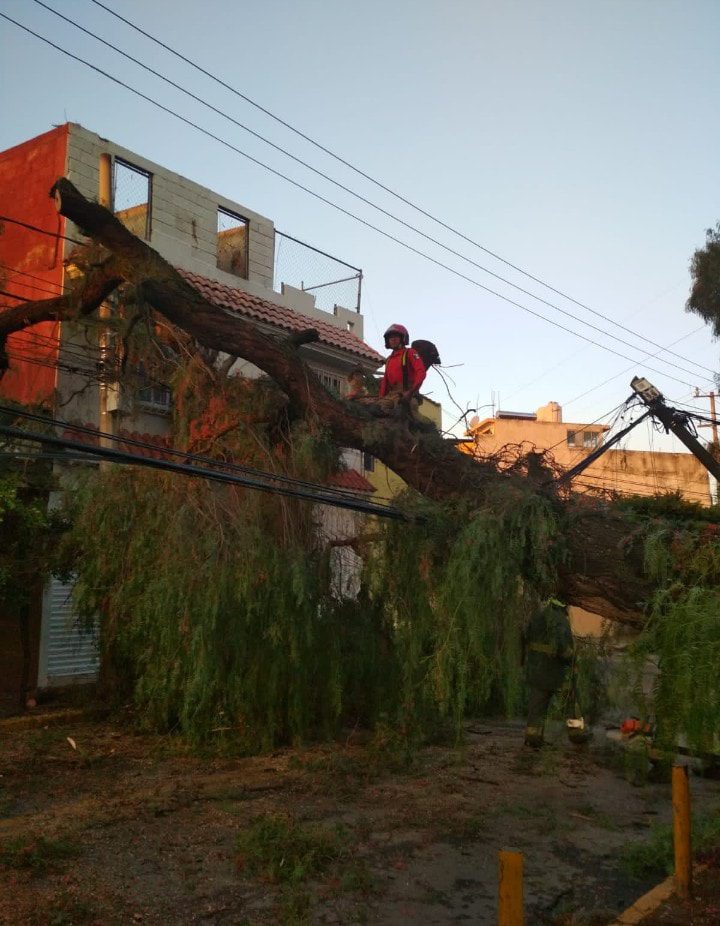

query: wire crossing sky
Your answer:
[1,0,719,451]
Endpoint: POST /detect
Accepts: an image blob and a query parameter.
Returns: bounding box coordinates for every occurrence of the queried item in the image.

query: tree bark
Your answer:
[0,247,123,375]
[0,178,650,624]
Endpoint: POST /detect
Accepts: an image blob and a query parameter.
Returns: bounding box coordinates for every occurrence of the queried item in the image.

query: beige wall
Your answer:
[463,410,711,505]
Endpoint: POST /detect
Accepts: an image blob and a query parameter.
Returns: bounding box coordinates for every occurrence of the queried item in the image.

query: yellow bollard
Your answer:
[672,764,692,899]
[498,849,524,925]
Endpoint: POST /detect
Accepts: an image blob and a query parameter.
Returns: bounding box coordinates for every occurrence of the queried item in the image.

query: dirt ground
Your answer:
[2,709,720,926]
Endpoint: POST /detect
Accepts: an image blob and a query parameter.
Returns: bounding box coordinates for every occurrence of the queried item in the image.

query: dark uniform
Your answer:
[524,599,575,748]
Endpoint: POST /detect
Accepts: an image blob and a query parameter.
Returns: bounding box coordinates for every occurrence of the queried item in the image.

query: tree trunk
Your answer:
[0,178,650,624]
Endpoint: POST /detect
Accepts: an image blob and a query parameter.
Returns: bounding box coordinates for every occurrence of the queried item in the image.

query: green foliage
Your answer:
[621,811,720,881]
[364,485,563,737]
[629,518,720,753]
[61,355,569,748]
[0,405,69,613]
[235,814,350,886]
[68,466,343,748]
[687,222,720,335]
[616,490,720,525]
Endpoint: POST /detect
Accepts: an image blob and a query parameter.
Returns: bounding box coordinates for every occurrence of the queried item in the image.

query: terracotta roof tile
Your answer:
[328,469,375,493]
[179,270,383,365]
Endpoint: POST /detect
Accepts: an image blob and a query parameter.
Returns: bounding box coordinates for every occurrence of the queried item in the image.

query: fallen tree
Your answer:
[0,178,655,623]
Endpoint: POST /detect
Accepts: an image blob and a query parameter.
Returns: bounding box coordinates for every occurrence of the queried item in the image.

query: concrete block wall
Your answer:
[63,125,366,338]
[66,124,275,289]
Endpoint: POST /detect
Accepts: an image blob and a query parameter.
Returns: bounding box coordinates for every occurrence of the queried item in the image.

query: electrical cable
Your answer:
[27,0,715,382]
[0,10,710,390]
[574,473,711,501]
[28,0,716,382]
[0,213,86,247]
[84,0,716,378]
[0,421,410,520]
[0,275,64,299]
[0,282,63,302]
[543,398,634,455]
[0,263,65,292]
[0,405,397,505]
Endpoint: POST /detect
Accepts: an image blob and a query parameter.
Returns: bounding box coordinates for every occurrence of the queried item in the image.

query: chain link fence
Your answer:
[274,231,362,314]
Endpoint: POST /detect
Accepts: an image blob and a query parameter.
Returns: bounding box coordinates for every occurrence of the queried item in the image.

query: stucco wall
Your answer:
[465,413,711,504]
[0,125,68,405]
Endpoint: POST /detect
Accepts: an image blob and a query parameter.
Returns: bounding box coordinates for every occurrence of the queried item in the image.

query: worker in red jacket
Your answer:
[378,324,426,399]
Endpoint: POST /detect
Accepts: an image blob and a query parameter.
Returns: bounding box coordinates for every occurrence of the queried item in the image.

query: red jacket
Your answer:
[379,348,426,397]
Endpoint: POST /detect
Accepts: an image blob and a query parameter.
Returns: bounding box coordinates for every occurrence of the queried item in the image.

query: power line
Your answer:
[543,399,634,455]
[574,472,712,501]
[0,405,396,505]
[0,420,409,520]
[0,267,65,297]
[0,280,66,300]
[562,327,710,409]
[0,213,86,247]
[30,0,715,382]
[28,0,715,382]
[0,11,711,391]
[84,0,715,379]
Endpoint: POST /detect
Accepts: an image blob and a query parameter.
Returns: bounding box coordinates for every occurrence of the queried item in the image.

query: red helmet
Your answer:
[383,324,409,349]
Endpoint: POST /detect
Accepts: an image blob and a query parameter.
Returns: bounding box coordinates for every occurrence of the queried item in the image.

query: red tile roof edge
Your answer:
[179,269,384,365]
[328,469,375,493]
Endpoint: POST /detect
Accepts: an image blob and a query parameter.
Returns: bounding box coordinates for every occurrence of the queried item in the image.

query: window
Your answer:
[566,430,576,447]
[137,383,172,411]
[363,453,375,473]
[113,159,151,239]
[217,207,249,278]
[136,362,171,412]
[317,370,342,395]
[583,430,600,449]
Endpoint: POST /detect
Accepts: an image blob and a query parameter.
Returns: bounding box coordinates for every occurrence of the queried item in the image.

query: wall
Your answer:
[0,125,68,405]
[65,124,275,289]
[465,413,711,504]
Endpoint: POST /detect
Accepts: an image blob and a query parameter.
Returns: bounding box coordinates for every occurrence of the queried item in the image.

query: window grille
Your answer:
[317,370,343,395]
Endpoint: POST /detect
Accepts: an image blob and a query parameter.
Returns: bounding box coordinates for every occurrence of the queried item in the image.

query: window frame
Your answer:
[112,157,153,240]
[216,206,250,279]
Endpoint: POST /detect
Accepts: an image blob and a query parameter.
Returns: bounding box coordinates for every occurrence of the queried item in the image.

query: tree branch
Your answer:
[31,177,650,623]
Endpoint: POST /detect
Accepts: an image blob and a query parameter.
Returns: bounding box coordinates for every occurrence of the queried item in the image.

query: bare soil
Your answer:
[640,854,720,924]
[2,710,719,925]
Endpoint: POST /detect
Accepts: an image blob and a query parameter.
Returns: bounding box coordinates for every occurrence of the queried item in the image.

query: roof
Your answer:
[179,270,384,365]
[497,410,537,420]
[328,469,375,493]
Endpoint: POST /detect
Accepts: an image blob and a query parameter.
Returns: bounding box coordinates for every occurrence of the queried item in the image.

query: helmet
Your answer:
[383,324,409,349]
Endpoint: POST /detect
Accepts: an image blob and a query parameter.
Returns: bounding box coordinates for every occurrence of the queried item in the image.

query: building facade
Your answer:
[462,400,711,505]
[0,123,384,703]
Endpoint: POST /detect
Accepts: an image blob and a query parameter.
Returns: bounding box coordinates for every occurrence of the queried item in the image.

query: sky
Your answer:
[1,0,719,453]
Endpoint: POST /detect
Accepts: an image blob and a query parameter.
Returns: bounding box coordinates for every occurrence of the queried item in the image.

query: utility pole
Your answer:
[693,387,719,448]
[631,377,720,483]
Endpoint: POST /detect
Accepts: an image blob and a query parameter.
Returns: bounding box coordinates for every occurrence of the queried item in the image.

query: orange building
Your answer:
[462,400,711,506]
